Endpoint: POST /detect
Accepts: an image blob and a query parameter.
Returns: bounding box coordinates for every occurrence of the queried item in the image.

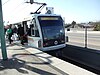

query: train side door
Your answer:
[28,18,41,48]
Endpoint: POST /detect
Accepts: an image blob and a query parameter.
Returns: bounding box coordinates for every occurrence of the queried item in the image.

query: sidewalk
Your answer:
[0,43,68,75]
[0,43,96,75]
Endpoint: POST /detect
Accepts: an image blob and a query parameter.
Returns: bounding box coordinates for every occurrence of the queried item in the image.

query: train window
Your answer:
[35,30,39,37]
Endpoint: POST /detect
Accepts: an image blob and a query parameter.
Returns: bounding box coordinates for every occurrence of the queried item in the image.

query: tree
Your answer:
[71,21,76,28]
[93,24,100,31]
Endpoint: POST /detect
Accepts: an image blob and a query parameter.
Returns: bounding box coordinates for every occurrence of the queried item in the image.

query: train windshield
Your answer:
[38,16,65,47]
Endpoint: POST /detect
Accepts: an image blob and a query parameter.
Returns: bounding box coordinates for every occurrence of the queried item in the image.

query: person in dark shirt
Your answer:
[17,25,25,45]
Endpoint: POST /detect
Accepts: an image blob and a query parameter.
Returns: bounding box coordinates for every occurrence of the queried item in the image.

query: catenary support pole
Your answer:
[0,0,8,60]
[85,26,87,48]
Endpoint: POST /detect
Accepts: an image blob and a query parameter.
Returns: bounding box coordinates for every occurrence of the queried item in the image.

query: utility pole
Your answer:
[0,0,8,60]
[85,26,87,48]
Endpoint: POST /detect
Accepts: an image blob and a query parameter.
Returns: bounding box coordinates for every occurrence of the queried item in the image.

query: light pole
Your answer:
[85,26,87,48]
[0,0,8,60]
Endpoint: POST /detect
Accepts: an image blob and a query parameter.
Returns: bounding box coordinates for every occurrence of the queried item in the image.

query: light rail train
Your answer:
[12,1,66,51]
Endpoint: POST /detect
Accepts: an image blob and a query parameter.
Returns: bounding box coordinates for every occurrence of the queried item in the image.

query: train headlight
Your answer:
[61,40,65,43]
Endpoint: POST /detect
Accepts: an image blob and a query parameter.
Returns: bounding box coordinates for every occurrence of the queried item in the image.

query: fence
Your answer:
[66,28,100,50]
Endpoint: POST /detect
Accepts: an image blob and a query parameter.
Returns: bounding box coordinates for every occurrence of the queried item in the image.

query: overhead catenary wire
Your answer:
[11,1,25,12]
[8,4,32,23]
[3,0,12,5]
[10,2,42,18]
[3,0,46,24]
[3,0,30,23]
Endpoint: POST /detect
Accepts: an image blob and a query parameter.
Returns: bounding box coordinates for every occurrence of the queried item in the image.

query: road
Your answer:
[66,30,100,50]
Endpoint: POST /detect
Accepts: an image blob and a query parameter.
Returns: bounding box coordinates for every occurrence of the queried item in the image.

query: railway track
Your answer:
[45,46,100,74]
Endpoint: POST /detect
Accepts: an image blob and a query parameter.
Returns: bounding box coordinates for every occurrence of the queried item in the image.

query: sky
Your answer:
[2,0,100,25]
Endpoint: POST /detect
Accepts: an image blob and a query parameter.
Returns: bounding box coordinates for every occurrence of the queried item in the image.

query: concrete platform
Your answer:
[0,43,97,75]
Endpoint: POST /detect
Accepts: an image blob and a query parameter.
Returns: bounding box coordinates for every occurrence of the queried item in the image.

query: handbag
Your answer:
[11,35,15,40]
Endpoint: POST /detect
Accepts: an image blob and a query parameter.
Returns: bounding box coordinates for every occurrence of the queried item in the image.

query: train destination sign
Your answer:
[40,17,59,20]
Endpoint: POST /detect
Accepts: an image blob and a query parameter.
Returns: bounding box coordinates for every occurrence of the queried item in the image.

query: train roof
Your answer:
[12,14,62,25]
